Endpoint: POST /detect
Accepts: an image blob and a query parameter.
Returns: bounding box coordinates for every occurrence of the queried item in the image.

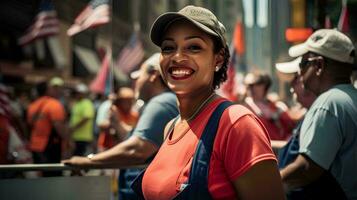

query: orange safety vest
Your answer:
[28,97,65,152]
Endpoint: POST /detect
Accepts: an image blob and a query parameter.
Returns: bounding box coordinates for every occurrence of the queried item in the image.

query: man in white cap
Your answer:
[274,57,317,199]
[63,53,178,200]
[273,57,316,147]
[281,29,357,199]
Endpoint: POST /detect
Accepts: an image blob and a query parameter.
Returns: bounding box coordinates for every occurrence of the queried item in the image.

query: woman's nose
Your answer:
[172,49,187,63]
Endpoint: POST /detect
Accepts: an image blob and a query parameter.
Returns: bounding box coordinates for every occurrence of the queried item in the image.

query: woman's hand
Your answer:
[61,156,92,166]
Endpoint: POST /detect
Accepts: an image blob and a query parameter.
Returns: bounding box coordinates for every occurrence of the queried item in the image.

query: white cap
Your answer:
[75,83,89,93]
[275,57,302,74]
[130,53,161,79]
[289,29,355,64]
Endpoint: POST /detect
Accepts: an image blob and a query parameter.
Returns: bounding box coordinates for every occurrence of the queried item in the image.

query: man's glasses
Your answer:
[298,56,322,75]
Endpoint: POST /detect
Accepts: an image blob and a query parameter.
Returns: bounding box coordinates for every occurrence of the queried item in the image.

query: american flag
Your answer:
[116,33,145,74]
[17,0,59,46]
[0,84,12,117]
[67,0,110,36]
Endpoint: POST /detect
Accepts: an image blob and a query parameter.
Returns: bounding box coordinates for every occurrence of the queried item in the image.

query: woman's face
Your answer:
[159,19,221,96]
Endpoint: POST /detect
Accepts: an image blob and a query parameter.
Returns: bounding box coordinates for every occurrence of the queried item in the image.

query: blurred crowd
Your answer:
[0,68,308,173]
[0,77,140,177]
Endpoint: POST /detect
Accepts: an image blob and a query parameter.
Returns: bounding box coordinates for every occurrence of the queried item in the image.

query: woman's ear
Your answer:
[215,49,225,68]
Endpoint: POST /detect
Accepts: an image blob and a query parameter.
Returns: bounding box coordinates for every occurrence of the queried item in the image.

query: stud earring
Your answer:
[316,69,322,76]
[215,66,220,72]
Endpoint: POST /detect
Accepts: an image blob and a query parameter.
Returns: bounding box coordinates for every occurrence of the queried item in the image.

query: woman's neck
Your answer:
[177,90,216,122]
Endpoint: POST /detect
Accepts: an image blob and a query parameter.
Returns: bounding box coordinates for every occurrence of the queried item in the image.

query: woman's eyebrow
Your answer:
[185,35,204,40]
[162,36,205,42]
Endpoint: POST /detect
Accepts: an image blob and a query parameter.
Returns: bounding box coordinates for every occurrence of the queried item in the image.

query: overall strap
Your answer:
[188,101,233,199]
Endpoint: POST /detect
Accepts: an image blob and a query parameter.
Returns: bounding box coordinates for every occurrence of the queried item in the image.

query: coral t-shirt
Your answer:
[142,98,276,200]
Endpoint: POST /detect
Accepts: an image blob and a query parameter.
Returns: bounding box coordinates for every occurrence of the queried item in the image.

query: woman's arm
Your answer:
[233,160,286,200]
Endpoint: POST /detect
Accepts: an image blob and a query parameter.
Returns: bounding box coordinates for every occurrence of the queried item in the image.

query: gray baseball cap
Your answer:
[289,29,355,64]
[150,5,227,48]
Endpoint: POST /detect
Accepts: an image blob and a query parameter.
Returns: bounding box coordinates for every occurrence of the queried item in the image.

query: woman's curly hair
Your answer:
[211,36,230,89]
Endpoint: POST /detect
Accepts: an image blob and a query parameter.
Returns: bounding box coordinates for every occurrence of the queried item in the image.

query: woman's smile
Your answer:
[168,66,195,80]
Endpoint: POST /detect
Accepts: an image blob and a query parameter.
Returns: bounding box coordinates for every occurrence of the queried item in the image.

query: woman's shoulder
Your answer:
[221,103,255,123]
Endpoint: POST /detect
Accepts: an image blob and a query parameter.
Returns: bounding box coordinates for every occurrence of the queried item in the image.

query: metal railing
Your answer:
[0,163,146,200]
[0,163,146,172]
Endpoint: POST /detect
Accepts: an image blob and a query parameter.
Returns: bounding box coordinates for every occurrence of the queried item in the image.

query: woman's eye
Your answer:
[187,45,202,51]
[161,46,175,53]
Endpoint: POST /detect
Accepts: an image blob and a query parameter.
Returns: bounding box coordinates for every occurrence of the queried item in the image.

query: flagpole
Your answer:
[108,0,114,95]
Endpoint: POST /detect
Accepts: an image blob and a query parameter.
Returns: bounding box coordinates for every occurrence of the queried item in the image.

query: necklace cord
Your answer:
[185,93,216,122]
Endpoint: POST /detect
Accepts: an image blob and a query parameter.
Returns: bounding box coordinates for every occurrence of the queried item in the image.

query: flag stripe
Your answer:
[67,0,110,36]
[118,44,144,71]
[116,34,145,73]
[18,0,59,45]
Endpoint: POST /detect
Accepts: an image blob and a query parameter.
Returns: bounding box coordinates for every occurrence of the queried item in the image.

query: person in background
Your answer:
[243,70,295,140]
[89,92,104,152]
[96,87,138,152]
[0,83,34,178]
[95,92,116,152]
[273,56,317,169]
[62,53,179,200]
[69,83,95,156]
[110,87,138,141]
[281,29,357,199]
[131,5,285,200]
[27,77,68,176]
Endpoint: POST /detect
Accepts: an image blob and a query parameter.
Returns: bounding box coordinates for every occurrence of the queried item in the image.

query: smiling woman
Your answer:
[131,5,285,200]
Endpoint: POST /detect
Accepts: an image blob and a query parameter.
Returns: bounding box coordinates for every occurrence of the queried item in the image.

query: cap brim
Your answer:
[275,57,302,74]
[288,43,309,58]
[150,13,218,46]
[130,70,141,79]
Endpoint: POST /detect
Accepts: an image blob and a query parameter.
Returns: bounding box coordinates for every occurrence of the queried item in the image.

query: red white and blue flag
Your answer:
[67,0,110,36]
[116,33,145,74]
[219,20,245,102]
[90,49,111,95]
[18,0,59,46]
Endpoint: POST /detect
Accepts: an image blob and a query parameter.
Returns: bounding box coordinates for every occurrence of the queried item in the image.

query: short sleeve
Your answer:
[47,100,65,122]
[96,101,111,125]
[299,108,342,170]
[132,100,177,147]
[215,114,277,181]
[82,100,94,118]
